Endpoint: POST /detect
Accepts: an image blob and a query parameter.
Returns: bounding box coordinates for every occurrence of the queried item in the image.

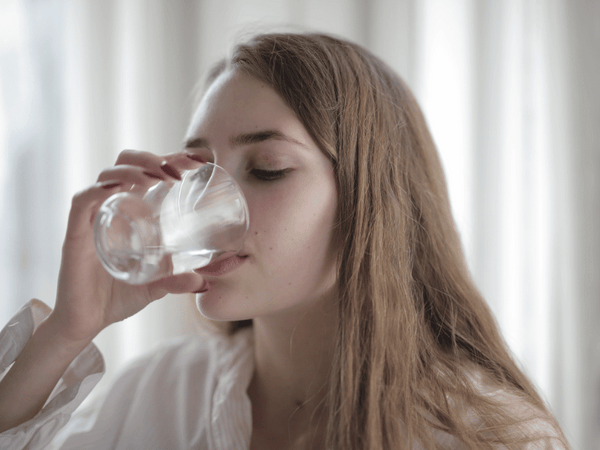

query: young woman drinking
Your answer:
[0,32,569,449]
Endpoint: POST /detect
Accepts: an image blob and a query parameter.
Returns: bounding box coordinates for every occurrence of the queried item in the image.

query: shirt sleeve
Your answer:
[0,299,105,450]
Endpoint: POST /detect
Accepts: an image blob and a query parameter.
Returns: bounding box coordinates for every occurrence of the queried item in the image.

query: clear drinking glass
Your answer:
[94,163,249,285]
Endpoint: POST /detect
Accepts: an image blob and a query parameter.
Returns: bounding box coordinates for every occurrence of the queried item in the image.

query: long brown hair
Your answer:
[205,33,568,449]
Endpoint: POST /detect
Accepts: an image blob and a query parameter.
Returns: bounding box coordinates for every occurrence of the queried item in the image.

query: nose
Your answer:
[210,157,249,208]
[211,155,243,189]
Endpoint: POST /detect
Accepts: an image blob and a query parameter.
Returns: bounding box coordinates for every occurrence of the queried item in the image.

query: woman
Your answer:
[0,33,568,449]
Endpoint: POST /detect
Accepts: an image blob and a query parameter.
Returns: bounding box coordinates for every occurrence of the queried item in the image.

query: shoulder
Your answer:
[491,390,568,449]
[463,366,570,449]
[423,362,569,449]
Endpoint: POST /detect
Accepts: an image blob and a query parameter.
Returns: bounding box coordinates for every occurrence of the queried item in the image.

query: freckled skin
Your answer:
[187,71,339,322]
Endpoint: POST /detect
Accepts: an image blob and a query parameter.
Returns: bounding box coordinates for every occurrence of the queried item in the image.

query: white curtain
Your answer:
[0,0,597,448]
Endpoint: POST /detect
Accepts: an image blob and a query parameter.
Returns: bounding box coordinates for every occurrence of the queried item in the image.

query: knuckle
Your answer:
[96,166,117,181]
[69,190,92,214]
[115,149,140,164]
[70,188,88,206]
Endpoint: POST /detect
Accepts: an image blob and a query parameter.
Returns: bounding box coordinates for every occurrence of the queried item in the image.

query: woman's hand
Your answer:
[0,150,210,433]
[46,150,207,345]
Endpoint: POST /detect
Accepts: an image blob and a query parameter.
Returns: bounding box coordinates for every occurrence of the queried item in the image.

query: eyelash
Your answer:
[250,168,291,181]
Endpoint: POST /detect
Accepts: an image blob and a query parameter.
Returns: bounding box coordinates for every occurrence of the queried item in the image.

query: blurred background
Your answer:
[0,0,598,448]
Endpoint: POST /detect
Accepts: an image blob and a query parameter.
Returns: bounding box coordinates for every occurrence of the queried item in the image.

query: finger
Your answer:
[163,151,208,172]
[114,149,166,169]
[66,180,126,241]
[114,149,182,181]
[114,149,208,180]
[96,165,167,186]
[146,272,207,300]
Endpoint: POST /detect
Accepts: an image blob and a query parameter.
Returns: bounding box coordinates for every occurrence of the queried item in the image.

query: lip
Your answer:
[193,254,248,277]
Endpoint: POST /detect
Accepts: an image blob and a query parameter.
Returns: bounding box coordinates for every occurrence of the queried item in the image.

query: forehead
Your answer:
[185,70,299,140]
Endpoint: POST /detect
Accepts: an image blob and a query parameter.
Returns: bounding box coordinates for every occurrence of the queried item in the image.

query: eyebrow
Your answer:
[184,130,306,150]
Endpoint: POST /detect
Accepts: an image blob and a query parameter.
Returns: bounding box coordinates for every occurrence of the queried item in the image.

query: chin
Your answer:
[195,291,253,323]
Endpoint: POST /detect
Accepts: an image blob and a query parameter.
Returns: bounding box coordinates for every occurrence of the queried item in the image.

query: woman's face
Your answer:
[184,70,339,322]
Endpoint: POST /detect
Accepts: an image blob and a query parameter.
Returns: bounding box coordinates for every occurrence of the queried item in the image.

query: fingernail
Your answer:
[143,171,165,180]
[185,153,207,164]
[100,181,123,189]
[160,162,182,180]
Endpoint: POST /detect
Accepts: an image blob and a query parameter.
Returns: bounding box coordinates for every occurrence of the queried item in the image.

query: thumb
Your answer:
[146,272,207,300]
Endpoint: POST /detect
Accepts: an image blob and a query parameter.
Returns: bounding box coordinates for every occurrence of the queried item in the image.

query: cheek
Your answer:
[197,174,338,321]
[249,178,338,281]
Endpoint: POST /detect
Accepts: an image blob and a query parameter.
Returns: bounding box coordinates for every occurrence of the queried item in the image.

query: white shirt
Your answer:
[0,300,254,450]
[0,300,566,449]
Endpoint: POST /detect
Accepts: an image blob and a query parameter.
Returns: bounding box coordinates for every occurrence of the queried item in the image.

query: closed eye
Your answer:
[250,168,292,181]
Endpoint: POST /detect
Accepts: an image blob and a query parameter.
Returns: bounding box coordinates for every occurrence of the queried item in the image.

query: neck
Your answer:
[248,289,337,448]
